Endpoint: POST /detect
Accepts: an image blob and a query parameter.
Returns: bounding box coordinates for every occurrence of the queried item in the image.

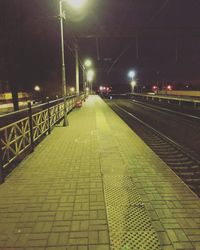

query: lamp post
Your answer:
[130,80,136,93]
[59,0,87,126]
[128,70,136,93]
[87,69,94,95]
[34,85,41,102]
[59,0,68,126]
[84,59,92,92]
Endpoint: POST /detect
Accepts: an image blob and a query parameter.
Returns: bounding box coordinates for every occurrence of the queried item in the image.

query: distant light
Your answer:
[87,69,94,82]
[131,81,136,88]
[128,70,135,79]
[152,85,157,90]
[34,85,40,91]
[167,85,172,91]
[84,59,92,67]
[86,87,89,92]
[99,86,103,91]
[67,0,86,9]
[70,87,75,92]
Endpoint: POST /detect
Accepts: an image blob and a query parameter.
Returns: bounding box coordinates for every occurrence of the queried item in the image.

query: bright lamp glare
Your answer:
[87,70,94,81]
[131,81,136,88]
[34,85,40,91]
[67,0,86,9]
[84,59,92,67]
[128,70,135,79]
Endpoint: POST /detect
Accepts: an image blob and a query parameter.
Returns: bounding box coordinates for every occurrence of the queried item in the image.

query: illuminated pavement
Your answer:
[0,96,199,249]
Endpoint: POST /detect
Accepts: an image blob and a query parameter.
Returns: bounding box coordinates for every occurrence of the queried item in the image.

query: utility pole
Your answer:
[75,40,79,95]
[59,0,68,126]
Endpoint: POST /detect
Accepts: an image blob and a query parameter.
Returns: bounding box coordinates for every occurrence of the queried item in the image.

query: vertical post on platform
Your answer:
[46,97,51,135]
[0,138,4,184]
[28,101,34,152]
[59,0,68,127]
[75,40,80,96]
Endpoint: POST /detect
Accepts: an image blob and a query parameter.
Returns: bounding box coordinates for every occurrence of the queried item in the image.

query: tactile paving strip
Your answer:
[103,175,161,250]
[104,176,143,206]
[110,231,161,250]
[107,205,153,231]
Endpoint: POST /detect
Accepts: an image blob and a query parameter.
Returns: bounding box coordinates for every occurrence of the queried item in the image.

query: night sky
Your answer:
[1,0,200,94]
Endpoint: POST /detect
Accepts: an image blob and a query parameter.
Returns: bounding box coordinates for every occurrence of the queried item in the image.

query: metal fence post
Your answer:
[0,137,4,184]
[46,97,51,135]
[28,101,34,152]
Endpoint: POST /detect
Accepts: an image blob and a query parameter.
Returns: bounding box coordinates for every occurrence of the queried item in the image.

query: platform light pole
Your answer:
[59,0,87,126]
[84,59,92,92]
[75,40,80,96]
[59,0,68,126]
[128,70,136,93]
[87,69,95,94]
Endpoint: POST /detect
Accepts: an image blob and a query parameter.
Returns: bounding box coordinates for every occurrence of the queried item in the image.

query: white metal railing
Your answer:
[129,93,200,107]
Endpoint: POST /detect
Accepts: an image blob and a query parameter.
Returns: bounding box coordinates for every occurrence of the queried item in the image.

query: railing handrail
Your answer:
[0,95,77,118]
[0,93,87,183]
[128,92,200,103]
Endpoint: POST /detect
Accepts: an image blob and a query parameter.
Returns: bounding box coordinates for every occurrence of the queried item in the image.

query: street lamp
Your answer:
[67,0,86,9]
[84,59,92,68]
[128,70,136,93]
[87,69,95,94]
[84,59,92,92]
[128,70,135,81]
[130,80,136,93]
[59,0,86,127]
[34,85,40,92]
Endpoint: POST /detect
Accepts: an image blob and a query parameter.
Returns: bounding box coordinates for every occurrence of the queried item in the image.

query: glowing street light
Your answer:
[131,81,136,93]
[84,59,92,68]
[70,87,75,93]
[83,59,92,92]
[128,70,136,81]
[128,70,136,93]
[59,0,87,126]
[87,69,95,94]
[67,0,86,9]
[34,85,40,92]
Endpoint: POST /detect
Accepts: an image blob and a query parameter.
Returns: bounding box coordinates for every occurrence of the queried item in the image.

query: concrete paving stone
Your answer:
[26,239,48,247]
[47,232,59,246]
[3,237,19,248]
[163,223,182,229]
[161,245,175,250]
[172,242,195,250]
[156,209,174,219]
[68,238,88,245]
[99,231,109,244]
[34,222,53,233]
[151,221,165,232]
[89,232,98,245]
[58,232,69,245]
[157,231,171,245]
[46,248,67,250]
[89,244,110,250]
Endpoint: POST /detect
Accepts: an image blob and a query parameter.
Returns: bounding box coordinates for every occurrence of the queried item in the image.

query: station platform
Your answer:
[0,95,199,250]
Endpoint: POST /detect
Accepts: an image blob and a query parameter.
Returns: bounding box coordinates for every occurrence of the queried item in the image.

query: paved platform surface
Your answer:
[0,95,200,250]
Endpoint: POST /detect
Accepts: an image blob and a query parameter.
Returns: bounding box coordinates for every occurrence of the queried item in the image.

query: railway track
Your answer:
[107,99,200,197]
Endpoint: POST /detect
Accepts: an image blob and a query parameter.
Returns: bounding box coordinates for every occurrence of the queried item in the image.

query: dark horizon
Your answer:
[1,0,200,95]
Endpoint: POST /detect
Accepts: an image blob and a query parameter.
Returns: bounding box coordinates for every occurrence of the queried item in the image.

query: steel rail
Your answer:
[111,102,200,196]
